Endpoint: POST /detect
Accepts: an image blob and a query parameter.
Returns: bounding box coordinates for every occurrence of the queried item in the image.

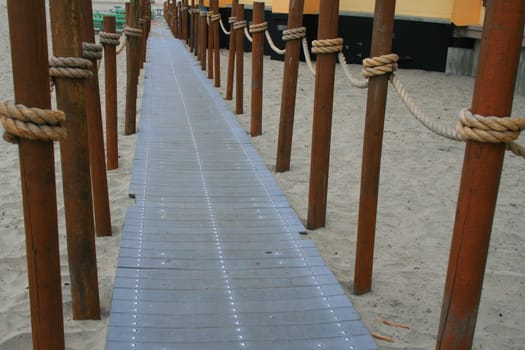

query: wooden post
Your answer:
[193,4,199,57]
[80,0,112,237]
[103,16,119,170]
[189,1,194,52]
[306,0,340,229]
[5,0,65,347]
[200,10,207,70]
[250,2,265,136]
[139,0,146,69]
[175,2,181,38]
[49,0,101,319]
[182,0,189,41]
[207,10,214,79]
[436,1,525,348]
[235,4,244,114]
[353,0,396,295]
[125,0,141,135]
[225,0,239,100]
[211,0,221,87]
[274,0,305,172]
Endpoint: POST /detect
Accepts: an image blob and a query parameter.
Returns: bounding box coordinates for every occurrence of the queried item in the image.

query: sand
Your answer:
[1,3,524,349]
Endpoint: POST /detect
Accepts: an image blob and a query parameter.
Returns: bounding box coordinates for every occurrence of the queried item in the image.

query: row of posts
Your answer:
[4,0,151,348]
[165,0,525,349]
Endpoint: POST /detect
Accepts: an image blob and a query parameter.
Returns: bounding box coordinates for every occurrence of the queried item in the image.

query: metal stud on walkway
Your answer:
[105,25,378,350]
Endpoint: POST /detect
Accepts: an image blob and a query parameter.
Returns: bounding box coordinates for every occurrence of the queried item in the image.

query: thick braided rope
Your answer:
[233,20,246,30]
[249,21,267,33]
[311,38,343,54]
[200,11,207,17]
[49,56,93,79]
[337,52,369,88]
[0,101,66,143]
[99,31,121,46]
[219,17,231,35]
[123,25,143,38]
[362,53,399,78]
[282,26,306,41]
[265,30,285,55]
[82,42,103,60]
[228,16,237,24]
[211,13,221,22]
[244,27,253,43]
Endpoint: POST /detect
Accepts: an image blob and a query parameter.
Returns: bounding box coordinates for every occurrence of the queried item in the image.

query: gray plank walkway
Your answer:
[105,24,378,350]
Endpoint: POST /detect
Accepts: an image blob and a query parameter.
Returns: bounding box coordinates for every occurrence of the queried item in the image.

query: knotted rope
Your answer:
[228,16,237,24]
[311,38,343,54]
[206,11,214,25]
[0,101,66,144]
[282,26,306,41]
[211,13,221,22]
[99,31,121,46]
[123,25,143,38]
[48,56,93,80]
[362,53,399,78]
[249,22,268,33]
[233,20,246,31]
[82,42,103,60]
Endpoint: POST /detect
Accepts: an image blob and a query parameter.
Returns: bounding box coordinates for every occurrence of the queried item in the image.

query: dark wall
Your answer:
[215,10,453,72]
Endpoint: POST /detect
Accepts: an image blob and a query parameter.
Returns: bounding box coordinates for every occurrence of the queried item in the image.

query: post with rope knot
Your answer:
[226,0,239,100]
[3,0,66,347]
[354,0,397,296]
[199,9,208,71]
[101,16,120,170]
[437,1,525,349]
[306,0,343,230]
[80,0,113,238]
[207,10,214,79]
[250,2,266,136]
[274,0,305,172]
[125,1,143,135]
[235,5,245,114]
[49,0,101,320]
[211,0,221,87]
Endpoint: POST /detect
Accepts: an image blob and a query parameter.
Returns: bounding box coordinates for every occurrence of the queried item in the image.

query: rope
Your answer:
[219,17,230,35]
[282,26,306,41]
[228,16,237,24]
[206,11,213,26]
[99,31,121,46]
[123,25,143,38]
[0,101,66,143]
[82,42,103,60]
[233,20,246,31]
[116,39,127,55]
[249,22,267,33]
[48,56,93,79]
[244,27,253,43]
[265,30,285,55]
[211,13,221,22]
[301,37,316,76]
[337,52,369,88]
[362,53,399,78]
[311,38,343,54]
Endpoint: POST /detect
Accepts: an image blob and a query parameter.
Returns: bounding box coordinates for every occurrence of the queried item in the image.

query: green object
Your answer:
[93,6,126,32]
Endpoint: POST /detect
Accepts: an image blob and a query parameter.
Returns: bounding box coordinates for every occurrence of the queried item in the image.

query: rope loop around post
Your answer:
[123,25,144,38]
[99,31,121,46]
[282,26,306,41]
[48,56,93,80]
[233,20,247,30]
[362,53,399,78]
[249,21,268,33]
[228,16,238,24]
[457,108,525,143]
[311,38,343,54]
[0,101,66,144]
[211,13,221,22]
[82,42,103,60]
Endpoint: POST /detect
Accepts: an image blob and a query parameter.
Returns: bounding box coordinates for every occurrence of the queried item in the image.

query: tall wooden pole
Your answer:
[200,10,207,70]
[182,0,189,41]
[274,0,305,172]
[235,4,245,114]
[6,0,65,347]
[103,16,119,170]
[436,1,525,348]
[226,0,239,100]
[353,0,396,295]
[49,0,101,319]
[250,2,265,136]
[189,0,195,52]
[193,4,199,57]
[125,0,141,135]
[306,0,340,229]
[80,0,112,237]
[207,10,214,79]
[212,0,221,87]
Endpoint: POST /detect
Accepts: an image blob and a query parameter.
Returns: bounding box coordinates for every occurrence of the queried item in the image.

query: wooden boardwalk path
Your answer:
[105,24,378,350]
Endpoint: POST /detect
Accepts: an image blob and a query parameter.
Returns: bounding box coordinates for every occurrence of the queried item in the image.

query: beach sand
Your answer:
[1,4,524,349]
